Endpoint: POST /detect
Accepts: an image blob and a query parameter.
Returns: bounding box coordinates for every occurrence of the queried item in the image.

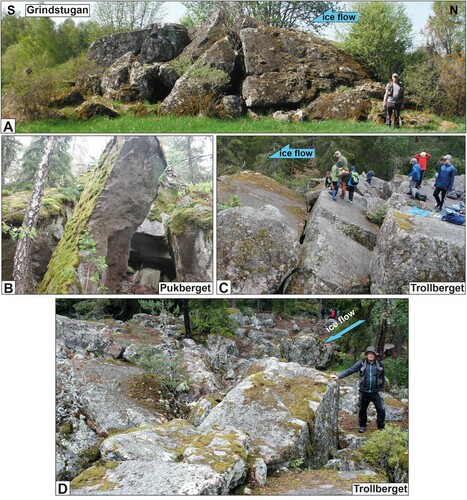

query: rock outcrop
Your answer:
[217,205,300,293]
[40,137,167,294]
[199,358,339,470]
[370,208,465,293]
[2,191,74,282]
[218,171,465,294]
[75,15,389,119]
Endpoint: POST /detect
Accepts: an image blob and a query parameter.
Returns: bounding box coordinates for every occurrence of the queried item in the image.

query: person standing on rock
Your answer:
[407,158,422,199]
[433,155,456,211]
[331,346,385,433]
[331,163,341,202]
[383,73,404,128]
[333,151,349,200]
[366,169,375,185]
[347,166,358,204]
[414,151,431,187]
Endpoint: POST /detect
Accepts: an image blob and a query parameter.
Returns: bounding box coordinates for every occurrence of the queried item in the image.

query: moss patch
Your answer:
[244,372,327,427]
[393,212,413,232]
[71,461,118,491]
[39,138,119,293]
[2,188,74,226]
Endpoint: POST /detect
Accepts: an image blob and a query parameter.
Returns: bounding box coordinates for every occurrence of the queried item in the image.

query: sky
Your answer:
[5,1,436,46]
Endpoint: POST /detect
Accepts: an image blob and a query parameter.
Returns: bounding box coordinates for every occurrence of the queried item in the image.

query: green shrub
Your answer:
[384,358,408,388]
[130,345,189,391]
[357,425,408,482]
[367,205,387,226]
[190,300,236,338]
[217,195,242,212]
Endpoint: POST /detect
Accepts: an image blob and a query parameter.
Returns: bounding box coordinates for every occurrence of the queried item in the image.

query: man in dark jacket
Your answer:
[407,158,422,199]
[331,346,385,433]
[434,155,456,211]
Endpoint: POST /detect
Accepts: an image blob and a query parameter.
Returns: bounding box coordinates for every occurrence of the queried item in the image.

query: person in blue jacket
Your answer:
[434,155,456,211]
[407,158,421,199]
[331,346,385,433]
[347,166,358,204]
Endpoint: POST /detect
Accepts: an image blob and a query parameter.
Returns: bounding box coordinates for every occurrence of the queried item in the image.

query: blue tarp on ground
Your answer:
[406,206,432,217]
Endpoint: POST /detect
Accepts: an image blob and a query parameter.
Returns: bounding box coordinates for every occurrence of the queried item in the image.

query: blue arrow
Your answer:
[312,8,359,23]
[269,144,315,159]
[325,320,365,344]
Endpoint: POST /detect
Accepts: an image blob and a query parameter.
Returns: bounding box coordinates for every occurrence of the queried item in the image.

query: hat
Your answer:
[365,346,379,356]
[334,151,341,158]
[443,154,452,160]
[392,73,399,78]
[410,158,417,164]
[420,152,426,158]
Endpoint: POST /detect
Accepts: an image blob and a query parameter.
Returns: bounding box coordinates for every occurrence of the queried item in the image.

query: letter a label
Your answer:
[2,119,16,133]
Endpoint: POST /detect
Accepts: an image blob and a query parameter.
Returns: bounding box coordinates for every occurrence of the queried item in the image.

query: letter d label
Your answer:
[56,481,70,495]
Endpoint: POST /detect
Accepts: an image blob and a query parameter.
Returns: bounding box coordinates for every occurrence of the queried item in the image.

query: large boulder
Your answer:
[159,37,238,115]
[286,190,379,294]
[281,334,334,369]
[40,137,167,294]
[2,191,73,282]
[75,101,119,120]
[88,28,153,67]
[199,358,339,470]
[71,419,249,495]
[217,205,301,294]
[240,26,368,108]
[306,89,373,121]
[370,208,465,293]
[101,52,137,99]
[138,24,190,63]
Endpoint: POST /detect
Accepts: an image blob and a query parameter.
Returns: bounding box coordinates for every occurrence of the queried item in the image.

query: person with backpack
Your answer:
[383,73,404,128]
[366,169,375,185]
[331,346,385,432]
[434,155,456,212]
[347,166,359,204]
[333,151,349,199]
[331,163,341,202]
[407,158,422,199]
[413,151,431,187]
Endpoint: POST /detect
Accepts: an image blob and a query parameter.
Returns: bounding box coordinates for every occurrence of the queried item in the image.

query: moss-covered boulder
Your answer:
[72,419,250,495]
[370,208,465,293]
[168,203,213,282]
[199,358,339,470]
[2,189,74,282]
[40,137,167,294]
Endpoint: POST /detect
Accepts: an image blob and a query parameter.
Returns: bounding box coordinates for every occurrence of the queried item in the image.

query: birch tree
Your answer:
[13,136,58,293]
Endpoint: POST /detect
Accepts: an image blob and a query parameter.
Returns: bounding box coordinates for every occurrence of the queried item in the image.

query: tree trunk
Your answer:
[182,299,193,339]
[13,137,58,293]
[375,299,390,360]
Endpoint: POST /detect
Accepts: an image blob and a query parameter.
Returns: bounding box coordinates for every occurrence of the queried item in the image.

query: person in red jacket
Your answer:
[413,151,431,187]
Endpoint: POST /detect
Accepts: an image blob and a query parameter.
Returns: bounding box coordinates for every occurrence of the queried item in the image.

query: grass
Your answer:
[16,114,466,134]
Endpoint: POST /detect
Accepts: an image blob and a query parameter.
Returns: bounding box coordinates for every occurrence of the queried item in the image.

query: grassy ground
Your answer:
[16,113,466,134]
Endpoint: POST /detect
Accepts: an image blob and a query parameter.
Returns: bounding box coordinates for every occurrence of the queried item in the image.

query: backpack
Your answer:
[351,171,359,185]
[415,191,427,201]
[442,212,465,225]
[388,81,404,100]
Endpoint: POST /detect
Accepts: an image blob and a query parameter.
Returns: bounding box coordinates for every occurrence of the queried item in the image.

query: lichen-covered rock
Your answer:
[286,190,379,294]
[159,37,238,115]
[138,25,189,63]
[178,11,230,61]
[218,95,244,118]
[370,208,466,293]
[217,205,300,294]
[56,315,124,359]
[72,420,249,495]
[74,101,119,120]
[101,52,136,99]
[306,89,372,121]
[40,137,167,294]
[87,28,152,67]
[281,334,333,369]
[240,25,368,108]
[167,195,213,282]
[50,89,84,108]
[75,74,102,96]
[199,358,339,470]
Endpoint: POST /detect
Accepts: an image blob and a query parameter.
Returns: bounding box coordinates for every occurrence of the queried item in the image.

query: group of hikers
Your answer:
[320,307,340,319]
[407,152,457,212]
[324,149,457,213]
[324,151,360,203]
